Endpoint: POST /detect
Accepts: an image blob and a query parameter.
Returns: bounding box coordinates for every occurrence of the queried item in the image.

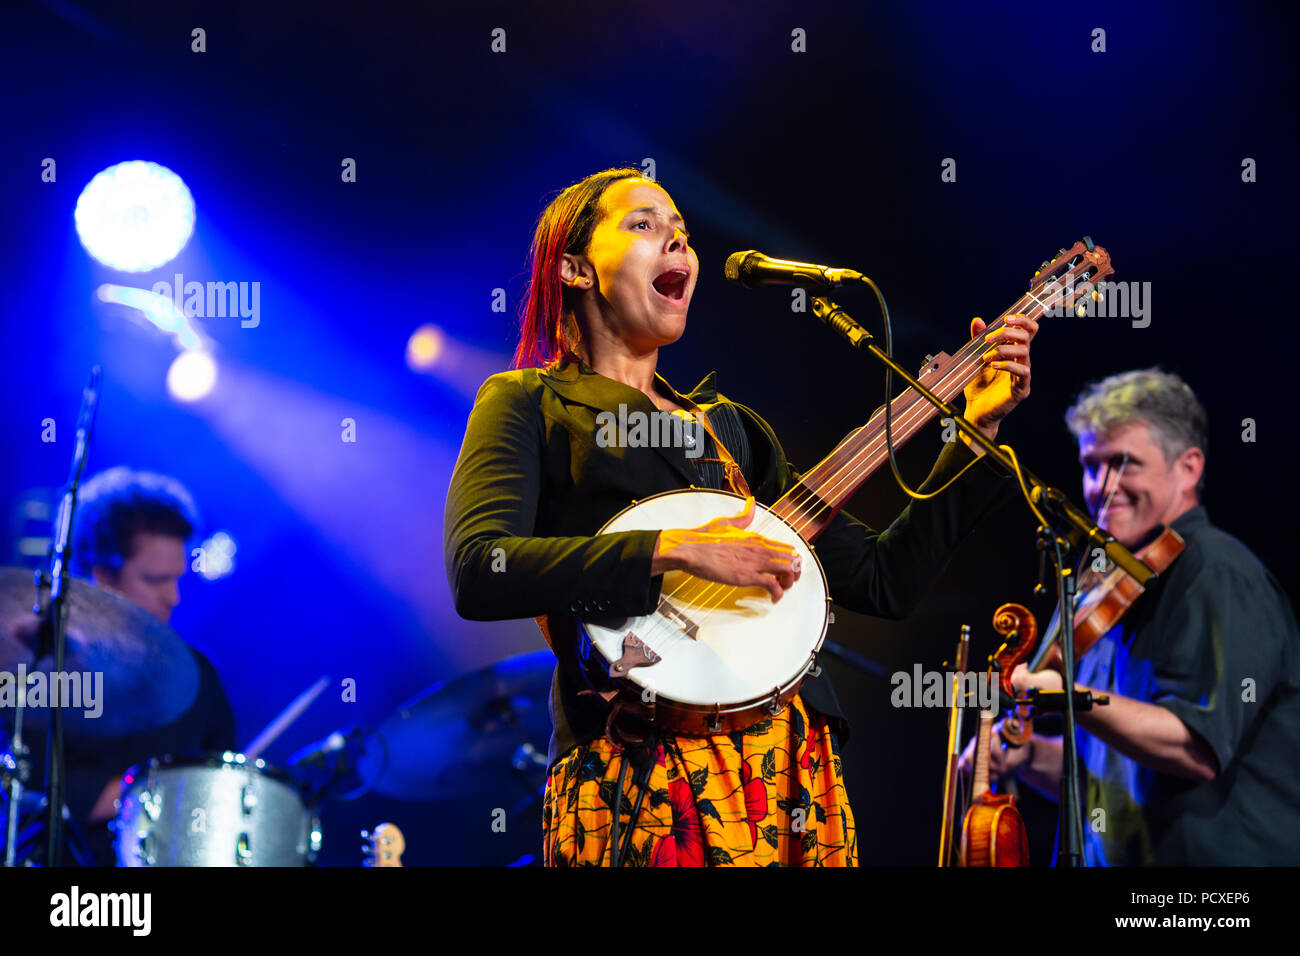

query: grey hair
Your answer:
[1065,368,1207,497]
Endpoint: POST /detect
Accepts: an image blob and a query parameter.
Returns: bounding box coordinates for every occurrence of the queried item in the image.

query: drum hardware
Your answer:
[112,752,320,867]
[807,651,822,679]
[289,725,370,801]
[0,784,96,867]
[766,687,783,716]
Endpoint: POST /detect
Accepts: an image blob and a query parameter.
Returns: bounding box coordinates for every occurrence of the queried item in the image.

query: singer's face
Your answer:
[575,178,698,352]
[1077,420,1200,549]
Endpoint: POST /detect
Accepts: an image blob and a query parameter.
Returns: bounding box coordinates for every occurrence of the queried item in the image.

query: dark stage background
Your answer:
[1,0,1295,866]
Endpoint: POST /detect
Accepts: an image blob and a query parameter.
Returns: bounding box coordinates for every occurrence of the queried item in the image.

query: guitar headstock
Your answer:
[362,822,406,867]
[1026,237,1114,319]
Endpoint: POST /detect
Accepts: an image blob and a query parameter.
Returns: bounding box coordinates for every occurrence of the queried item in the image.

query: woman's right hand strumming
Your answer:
[650,496,802,602]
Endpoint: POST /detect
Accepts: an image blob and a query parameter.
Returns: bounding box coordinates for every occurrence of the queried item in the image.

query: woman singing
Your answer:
[444,166,1036,866]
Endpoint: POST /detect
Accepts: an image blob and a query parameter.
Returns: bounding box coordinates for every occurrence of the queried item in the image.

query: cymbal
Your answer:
[0,567,200,737]
[356,650,554,800]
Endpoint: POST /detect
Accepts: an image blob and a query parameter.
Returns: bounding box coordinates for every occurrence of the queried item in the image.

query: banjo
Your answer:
[578,239,1113,735]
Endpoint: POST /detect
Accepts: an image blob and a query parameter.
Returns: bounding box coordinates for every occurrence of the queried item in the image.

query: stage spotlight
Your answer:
[195,530,237,581]
[74,161,195,272]
[167,349,217,402]
[403,325,506,399]
[406,324,445,371]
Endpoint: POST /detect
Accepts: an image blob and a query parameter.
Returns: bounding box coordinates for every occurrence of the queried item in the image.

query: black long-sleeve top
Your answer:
[444,356,1017,767]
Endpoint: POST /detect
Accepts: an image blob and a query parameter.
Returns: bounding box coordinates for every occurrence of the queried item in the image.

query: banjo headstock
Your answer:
[1026,237,1114,319]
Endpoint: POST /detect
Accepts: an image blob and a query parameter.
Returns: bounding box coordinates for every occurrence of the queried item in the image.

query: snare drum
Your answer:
[113,752,321,866]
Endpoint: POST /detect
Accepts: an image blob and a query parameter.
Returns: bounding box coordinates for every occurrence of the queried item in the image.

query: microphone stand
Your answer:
[35,367,102,866]
[809,296,1150,866]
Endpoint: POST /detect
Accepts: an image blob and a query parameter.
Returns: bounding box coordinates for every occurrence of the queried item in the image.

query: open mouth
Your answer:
[652,269,689,303]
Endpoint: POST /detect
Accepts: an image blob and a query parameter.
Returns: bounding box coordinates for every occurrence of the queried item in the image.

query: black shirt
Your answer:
[1073,505,1300,865]
[59,646,236,865]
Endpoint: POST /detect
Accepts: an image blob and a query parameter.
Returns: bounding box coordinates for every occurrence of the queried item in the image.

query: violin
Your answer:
[1037,526,1184,670]
[959,603,1035,867]
[1000,526,1184,746]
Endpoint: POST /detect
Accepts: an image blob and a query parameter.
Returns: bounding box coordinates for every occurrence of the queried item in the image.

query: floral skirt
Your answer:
[541,694,857,866]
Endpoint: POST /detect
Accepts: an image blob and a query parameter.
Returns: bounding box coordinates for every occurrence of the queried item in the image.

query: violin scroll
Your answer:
[991,602,1037,746]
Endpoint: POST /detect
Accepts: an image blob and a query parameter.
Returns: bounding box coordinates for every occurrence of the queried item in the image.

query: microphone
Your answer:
[724,250,866,290]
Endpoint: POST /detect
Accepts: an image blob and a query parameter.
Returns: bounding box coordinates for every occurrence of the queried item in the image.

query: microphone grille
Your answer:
[724,250,756,283]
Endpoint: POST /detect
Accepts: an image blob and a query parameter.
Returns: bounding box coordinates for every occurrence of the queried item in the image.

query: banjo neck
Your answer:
[768,239,1112,542]
[770,337,988,541]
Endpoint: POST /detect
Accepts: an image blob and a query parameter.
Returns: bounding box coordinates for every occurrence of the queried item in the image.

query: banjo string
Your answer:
[655,325,1007,627]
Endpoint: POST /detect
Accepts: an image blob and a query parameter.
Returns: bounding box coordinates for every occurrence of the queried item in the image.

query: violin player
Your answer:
[961,369,1300,865]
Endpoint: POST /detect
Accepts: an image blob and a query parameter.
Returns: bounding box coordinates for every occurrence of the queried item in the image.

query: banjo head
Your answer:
[581,488,829,719]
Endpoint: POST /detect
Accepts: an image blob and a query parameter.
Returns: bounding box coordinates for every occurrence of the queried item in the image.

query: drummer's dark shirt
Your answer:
[61,645,235,865]
[1069,506,1300,865]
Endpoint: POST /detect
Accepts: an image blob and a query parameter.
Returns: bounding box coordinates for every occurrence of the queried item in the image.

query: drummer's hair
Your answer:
[512,165,647,371]
[1065,368,1208,498]
[71,467,201,576]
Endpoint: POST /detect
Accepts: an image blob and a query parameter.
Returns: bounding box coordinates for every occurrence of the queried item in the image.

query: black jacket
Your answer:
[443,356,1016,766]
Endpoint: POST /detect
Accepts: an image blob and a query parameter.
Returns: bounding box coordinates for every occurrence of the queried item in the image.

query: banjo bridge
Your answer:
[655,596,699,639]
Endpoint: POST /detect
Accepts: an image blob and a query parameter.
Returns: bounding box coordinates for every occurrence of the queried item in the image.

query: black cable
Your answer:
[616,785,647,867]
[862,276,986,502]
[608,756,629,868]
[612,731,658,867]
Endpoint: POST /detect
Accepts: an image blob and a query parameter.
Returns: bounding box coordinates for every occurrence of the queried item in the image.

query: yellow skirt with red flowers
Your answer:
[541,695,857,866]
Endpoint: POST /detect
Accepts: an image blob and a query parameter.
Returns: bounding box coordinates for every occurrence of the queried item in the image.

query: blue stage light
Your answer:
[167,349,218,402]
[74,161,195,272]
[196,531,237,581]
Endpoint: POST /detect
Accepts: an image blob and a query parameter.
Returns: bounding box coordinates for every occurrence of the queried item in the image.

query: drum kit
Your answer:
[1,565,554,866]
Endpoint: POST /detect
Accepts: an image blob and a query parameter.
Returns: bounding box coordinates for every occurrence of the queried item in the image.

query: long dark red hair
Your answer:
[511,166,644,371]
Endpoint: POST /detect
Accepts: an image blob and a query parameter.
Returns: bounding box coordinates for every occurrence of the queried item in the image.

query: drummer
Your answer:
[61,466,236,865]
